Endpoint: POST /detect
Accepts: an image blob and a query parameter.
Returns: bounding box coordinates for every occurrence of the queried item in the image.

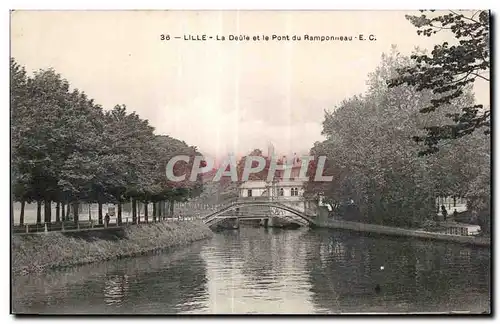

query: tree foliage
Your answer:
[308,49,490,229]
[236,148,274,182]
[10,58,203,224]
[388,10,490,155]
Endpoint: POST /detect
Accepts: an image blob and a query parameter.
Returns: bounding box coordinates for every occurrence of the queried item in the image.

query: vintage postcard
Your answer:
[10,10,491,315]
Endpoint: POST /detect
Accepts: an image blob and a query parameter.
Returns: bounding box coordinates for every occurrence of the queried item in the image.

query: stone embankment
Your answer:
[318,219,490,247]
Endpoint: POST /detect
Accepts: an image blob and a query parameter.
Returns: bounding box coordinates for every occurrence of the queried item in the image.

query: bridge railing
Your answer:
[200,196,318,225]
[12,213,210,235]
[236,196,282,202]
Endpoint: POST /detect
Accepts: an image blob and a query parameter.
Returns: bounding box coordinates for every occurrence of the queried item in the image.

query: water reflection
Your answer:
[13,243,210,314]
[12,227,490,314]
[304,230,490,313]
[103,274,129,306]
[197,228,316,313]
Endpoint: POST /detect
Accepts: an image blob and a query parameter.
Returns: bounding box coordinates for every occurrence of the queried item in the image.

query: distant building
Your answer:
[238,152,306,200]
[238,148,317,225]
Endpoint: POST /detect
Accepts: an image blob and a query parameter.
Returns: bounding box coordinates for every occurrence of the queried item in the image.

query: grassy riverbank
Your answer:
[12,221,214,275]
[318,219,490,247]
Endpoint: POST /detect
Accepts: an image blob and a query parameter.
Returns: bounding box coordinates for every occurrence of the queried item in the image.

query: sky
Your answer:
[10,10,489,162]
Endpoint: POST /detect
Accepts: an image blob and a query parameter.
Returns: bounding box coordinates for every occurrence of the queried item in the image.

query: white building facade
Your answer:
[238,153,318,225]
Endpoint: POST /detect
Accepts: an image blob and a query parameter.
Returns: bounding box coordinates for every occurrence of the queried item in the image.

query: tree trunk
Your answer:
[44,200,52,223]
[61,202,66,222]
[36,200,42,224]
[144,201,149,223]
[170,200,174,217]
[152,202,157,222]
[132,199,137,224]
[56,201,60,222]
[137,200,140,224]
[66,202,71,220]
[98,201,103,225]
[19,200,25,226]
[117,202,122,226]
[88,203,92,221]
[73,201,79,225]
[10,195,14,228]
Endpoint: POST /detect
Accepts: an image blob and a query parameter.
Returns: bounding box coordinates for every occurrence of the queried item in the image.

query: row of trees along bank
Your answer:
[305,11,490,232]
[11,58,204,226]
[305,47,490,231]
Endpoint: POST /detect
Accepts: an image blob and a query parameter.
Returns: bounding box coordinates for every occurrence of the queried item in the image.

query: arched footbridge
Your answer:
[201,197,318,227]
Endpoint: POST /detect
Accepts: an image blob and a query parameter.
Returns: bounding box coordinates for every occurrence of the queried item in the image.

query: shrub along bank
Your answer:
[12,221,213,275]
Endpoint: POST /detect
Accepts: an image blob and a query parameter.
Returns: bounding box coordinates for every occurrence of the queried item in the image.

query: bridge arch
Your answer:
[202,200,317,227]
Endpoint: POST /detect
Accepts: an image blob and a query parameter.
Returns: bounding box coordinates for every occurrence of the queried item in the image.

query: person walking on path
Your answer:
[104,213,110,228]
[441,205,448,222]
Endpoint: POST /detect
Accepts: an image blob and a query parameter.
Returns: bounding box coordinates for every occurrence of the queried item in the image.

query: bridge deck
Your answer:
[202,197,317,226]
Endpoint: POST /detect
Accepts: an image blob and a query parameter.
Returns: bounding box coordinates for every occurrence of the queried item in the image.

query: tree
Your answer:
[10,58,202,228]
[307,49,488,228]
[12,66,77,223]
[57,90,110,224]
[147,135,204,218]
[388,10,490,155]
[236,148,272,182]
[11,59,33,225]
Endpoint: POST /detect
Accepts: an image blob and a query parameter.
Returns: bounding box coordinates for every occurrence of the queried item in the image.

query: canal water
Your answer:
[12,227,490,314]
